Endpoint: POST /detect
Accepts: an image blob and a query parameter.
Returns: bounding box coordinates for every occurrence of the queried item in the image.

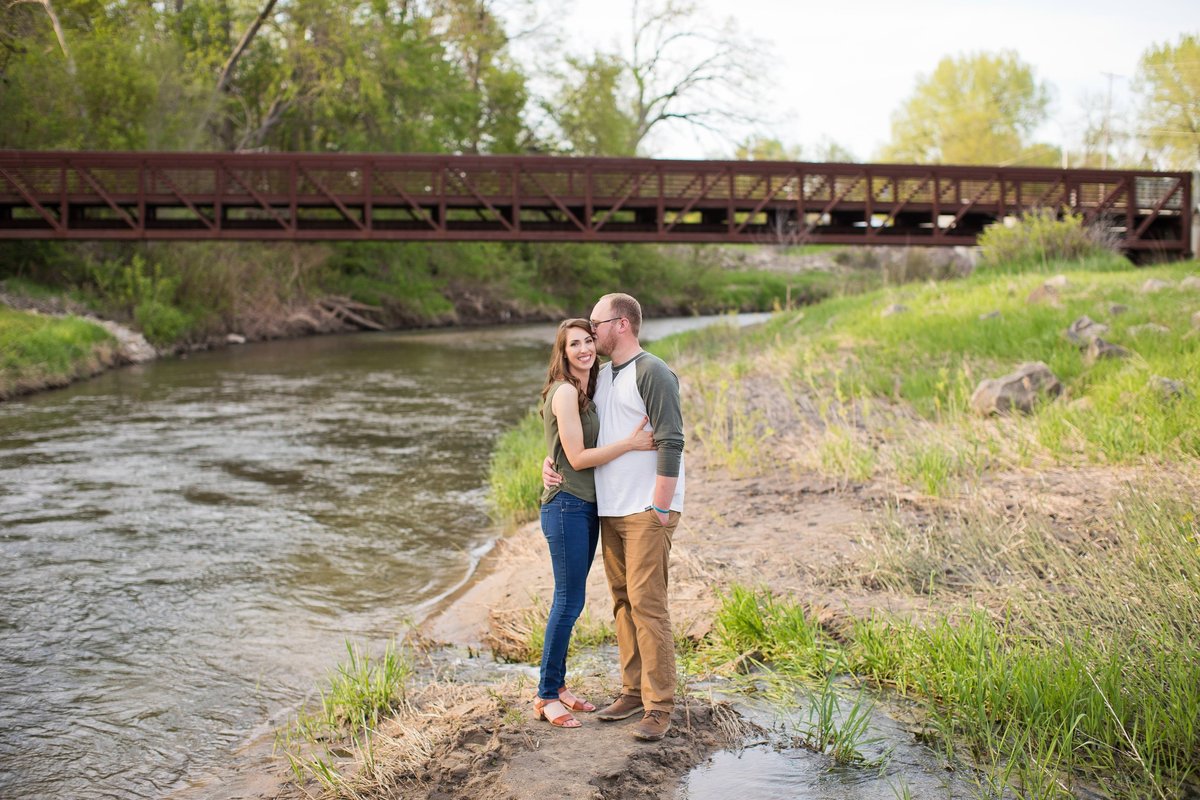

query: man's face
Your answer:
[589,299,619,357]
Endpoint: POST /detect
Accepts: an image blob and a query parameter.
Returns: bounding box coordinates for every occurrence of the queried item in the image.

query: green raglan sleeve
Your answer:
[635,354,685,478]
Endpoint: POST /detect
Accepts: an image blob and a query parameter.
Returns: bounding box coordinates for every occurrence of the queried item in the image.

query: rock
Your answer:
[1064,316,1109,347]
[1193,310,1200,329]
[1108,303,1129,315]
[1141,278,1172,293]
[1151,376,1188,399]
[1085,338,1132,365]
[1180,276,1200,290]
[881,303,909,317]
[1127,323,1170,336]
[979,310,1000,320]
[970,362,1063,416]
[95,319,158,364]
[225,333,247,345]
[1026,284,1061,306]
[1044,274,1069,289]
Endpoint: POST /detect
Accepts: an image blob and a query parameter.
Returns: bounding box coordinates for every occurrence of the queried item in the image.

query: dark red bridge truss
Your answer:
[0,151,1191,256]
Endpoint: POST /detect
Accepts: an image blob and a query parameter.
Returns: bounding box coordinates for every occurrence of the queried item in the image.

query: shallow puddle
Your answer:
[679,685,977,800]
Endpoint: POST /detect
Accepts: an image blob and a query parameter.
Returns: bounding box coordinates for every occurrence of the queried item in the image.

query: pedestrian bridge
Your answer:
[0,151,1191,258]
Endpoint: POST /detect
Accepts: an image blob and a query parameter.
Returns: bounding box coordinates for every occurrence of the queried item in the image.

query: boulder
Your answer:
[1044,274,1069,289]
[1151,376,1188,400]
[881,303,909,317]
[1085,338,1132,365]
[1026,284,1061,306]
[1127,323,1170,336]
[1064,316,1109,346]
[1180,276,1200,290]
[1108,303,1129,315]
[226,333,247,345]
[1141,278,1172,293]
[970,362,1063,416]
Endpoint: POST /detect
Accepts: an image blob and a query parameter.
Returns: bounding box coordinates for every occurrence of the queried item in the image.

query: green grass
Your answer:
[0,307,116,398]
[694,485,1200,799]
[280,639,413,793]
[486,408,543,525]
[705,259,1200,471]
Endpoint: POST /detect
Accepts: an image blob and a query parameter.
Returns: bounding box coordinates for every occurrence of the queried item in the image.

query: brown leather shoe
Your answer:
[595,694,644,721]
[632,709,671,741]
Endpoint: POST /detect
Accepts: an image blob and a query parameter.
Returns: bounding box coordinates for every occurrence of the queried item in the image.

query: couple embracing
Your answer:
[534,292,685,742]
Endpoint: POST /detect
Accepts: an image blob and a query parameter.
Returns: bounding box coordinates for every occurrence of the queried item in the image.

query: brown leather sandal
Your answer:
[557,686,596,712]
[534,697,581,728]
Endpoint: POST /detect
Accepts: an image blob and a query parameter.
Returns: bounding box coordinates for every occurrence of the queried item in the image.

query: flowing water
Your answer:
[0,316,760,800]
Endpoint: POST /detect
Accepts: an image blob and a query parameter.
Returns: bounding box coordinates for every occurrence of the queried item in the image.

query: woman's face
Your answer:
[564,327,596,374]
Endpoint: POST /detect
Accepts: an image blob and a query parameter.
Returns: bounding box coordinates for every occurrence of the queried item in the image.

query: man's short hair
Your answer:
[604,292,642,336]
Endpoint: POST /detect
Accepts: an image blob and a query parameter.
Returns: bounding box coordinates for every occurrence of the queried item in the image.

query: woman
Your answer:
[534,318,654,729]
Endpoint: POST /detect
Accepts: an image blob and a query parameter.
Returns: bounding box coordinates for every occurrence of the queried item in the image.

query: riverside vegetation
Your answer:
[475,213,1200,800]
[0,239,846,400]
[231,214,1196,799]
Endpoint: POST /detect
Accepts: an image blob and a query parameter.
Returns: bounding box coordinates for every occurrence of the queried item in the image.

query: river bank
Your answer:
[0,241,974,403]
[271,256,1200,800]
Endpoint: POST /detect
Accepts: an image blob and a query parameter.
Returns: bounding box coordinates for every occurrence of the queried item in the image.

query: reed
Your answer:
[699,480,1200,798]
[485,408,543,525]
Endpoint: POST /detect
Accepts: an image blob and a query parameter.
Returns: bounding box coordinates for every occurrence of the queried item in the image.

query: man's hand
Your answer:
[542,456,562,490]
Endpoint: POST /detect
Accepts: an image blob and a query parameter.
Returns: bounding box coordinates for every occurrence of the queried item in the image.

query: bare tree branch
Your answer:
[9,0,74,75]
[215,0,278,96]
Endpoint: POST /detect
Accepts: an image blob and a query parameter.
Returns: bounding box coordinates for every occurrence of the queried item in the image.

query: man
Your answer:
[544,292,685,741]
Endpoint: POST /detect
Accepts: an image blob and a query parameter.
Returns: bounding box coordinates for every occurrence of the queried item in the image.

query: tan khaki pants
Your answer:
[600,509,680,713]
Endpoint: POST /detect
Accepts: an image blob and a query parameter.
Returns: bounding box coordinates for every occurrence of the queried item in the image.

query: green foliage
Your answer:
[707,586,839,679]
[734,135,803,161]
[881,50,1055,165]
[318,640,412,734]
[763,261,1200,462]
[486,409,544,525]
[545,54,639,155]
[701,487,1200,799]
[0,0,529,154]
[133,300,192,347]
[0,307,115,397]
[978,210,1125,271]
[81,254,197,346]
[1134,33,1200,170]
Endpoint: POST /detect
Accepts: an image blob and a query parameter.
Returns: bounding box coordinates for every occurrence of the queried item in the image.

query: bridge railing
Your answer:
[0,151,1191,256]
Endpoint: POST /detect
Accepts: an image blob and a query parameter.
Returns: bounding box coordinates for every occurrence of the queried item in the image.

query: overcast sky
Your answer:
[538,0,1196,161]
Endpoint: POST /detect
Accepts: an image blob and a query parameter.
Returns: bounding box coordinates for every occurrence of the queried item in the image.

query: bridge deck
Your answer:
[0,152,1191,255]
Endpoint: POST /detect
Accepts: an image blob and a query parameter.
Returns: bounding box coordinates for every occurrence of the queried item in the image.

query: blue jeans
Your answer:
[538,491,599,700]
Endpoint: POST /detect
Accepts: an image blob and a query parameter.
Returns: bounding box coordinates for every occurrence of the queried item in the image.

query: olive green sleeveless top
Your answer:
[541,381,600,505]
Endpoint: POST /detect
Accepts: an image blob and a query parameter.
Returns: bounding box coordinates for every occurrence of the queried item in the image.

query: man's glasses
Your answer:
[590,316,622,331]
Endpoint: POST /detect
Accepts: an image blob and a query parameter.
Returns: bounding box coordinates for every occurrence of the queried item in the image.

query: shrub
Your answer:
[134,299,191,347]
[978,209,1125,271]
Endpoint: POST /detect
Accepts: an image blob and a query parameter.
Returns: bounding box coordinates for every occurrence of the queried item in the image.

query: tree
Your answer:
[542,53,639,155]
[733,135,801,161]
[1134,33,1200,170]
[541,0,765,156]
[881,50,1054,166]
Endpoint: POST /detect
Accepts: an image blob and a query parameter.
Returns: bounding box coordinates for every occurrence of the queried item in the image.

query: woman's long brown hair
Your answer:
[540,319,598,417]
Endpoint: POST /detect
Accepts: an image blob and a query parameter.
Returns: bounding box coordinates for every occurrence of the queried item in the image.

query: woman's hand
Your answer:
[626,415,655,451]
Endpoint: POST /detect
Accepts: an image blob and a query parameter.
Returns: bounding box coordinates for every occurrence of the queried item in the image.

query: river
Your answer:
[0,315,762,800]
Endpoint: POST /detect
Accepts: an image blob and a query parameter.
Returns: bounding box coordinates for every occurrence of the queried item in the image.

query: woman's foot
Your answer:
[557,686,596,712]
[534,697,581,728]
